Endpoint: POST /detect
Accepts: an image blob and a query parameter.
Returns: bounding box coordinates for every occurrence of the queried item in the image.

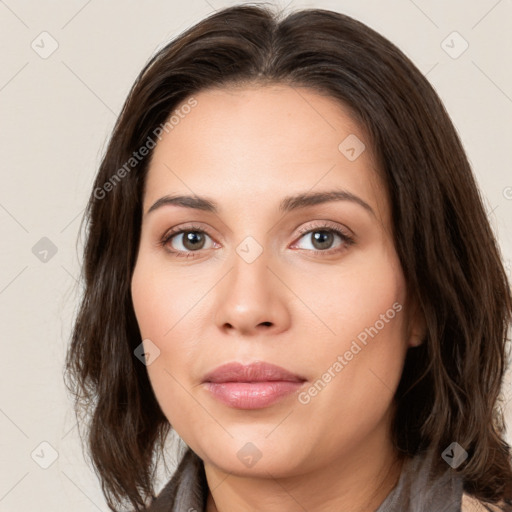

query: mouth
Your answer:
[202,361,307,409]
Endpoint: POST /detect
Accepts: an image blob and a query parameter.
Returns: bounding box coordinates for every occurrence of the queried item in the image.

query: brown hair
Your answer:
[64,3,512,511]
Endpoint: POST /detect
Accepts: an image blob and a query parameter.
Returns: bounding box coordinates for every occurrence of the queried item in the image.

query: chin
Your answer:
[192,432,313,477]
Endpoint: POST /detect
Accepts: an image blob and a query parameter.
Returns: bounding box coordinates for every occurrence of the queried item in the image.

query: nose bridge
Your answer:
[228,241,273,308]
[213,237,289,334]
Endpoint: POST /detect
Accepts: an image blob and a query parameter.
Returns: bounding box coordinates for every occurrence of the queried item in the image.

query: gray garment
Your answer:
[376,448,463,512]
[147,447,464,511]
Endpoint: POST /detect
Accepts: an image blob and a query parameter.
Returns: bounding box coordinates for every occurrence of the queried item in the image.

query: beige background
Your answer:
[0,0,511,510]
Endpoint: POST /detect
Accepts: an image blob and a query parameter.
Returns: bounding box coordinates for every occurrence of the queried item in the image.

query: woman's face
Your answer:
[131,84,422,478]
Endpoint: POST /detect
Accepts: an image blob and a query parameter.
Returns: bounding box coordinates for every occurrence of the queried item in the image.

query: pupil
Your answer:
[313,231,332,249]
[184,231,204,250]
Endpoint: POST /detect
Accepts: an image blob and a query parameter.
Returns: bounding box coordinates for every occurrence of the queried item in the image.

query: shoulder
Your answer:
[461,492,511,512]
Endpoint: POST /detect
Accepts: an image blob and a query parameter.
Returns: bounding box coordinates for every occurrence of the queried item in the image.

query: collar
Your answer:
[147,446,464,511]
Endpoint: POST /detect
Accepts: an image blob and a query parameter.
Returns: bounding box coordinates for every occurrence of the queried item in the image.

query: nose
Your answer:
[213,247,291,337]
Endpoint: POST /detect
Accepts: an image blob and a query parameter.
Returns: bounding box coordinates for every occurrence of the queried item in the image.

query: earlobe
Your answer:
[407,296,427,348]
[408,333,425,347]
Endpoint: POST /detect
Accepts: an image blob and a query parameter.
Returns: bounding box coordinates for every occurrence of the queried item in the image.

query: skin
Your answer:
[131,84,425,512]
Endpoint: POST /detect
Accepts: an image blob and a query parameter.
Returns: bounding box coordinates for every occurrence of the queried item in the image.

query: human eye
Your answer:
[159,223,218,258]
[158,221,354,259]
[290,221,355,256]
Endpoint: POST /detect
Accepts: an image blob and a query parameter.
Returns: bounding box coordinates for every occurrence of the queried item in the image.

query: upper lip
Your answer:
[202,361,306,383]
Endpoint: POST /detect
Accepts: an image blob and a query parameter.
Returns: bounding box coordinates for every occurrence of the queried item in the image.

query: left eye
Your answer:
[292,228,350,252]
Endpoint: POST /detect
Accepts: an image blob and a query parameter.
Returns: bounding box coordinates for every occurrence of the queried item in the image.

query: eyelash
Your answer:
[159,221,355,258]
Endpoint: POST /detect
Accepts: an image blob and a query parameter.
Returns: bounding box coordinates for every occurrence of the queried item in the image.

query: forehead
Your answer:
[160,84,366,158]
[143,84,387,223]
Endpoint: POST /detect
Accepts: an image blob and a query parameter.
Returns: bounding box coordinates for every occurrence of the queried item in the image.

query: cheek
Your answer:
[292,249,408,410]
[130,258,206,426]
[299,293,407,405]
[289,247,407,353]
[294,297,407,459]
[131,255,202,346]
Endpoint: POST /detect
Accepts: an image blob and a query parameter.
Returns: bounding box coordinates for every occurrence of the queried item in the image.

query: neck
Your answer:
[204,430,404,512]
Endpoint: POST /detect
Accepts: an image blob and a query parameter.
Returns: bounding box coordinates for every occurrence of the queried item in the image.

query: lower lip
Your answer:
[204,381,305,409]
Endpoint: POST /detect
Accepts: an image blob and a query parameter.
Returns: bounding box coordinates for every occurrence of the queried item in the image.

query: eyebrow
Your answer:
[146,189,375,218]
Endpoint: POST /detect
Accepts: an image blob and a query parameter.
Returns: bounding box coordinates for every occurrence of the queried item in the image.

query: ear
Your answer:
[406,294,427,348]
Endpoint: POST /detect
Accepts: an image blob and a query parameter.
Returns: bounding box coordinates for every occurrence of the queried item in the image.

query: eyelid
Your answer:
[294,219,354,239]
[161,222,216,241]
